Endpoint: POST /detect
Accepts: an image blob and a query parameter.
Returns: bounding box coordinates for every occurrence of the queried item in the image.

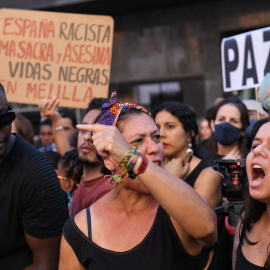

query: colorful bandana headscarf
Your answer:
[95,91,152,162]
[96,91,152,126]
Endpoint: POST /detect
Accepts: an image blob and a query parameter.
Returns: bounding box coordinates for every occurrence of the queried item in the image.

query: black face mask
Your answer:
[214,122,242,145]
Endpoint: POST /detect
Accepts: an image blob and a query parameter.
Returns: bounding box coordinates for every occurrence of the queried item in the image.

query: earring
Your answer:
[186,143,194,161]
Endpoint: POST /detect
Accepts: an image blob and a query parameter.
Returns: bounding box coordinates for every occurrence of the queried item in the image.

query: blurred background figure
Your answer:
[57,149,82,206]
[197,116,212,142]
[38,118,57,153]
[11,113,35,145]
[57,107,77,141]
[200,97,250,165]
[57,149,82,195]
[242,99,267,119]
[39,98,77,155]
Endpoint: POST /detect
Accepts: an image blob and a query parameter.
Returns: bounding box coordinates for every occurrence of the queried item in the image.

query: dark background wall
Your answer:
[107,0,270,115]
[3,0,270,129]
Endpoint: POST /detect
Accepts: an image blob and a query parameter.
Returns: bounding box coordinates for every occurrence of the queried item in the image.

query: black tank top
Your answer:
[185,160,209,188]
[235,243,264,270]
[185,160,215,269]
[63,206,200,270]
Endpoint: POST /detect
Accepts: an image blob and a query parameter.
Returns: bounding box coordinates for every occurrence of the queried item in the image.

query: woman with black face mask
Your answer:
[200,97,250,166]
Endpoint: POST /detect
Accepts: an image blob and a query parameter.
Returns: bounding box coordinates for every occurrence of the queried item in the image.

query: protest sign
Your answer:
[0,8,114,108]
[221,26,270,92]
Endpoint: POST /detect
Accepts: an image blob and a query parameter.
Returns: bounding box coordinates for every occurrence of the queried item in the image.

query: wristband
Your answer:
[127,151,141,172]
[53,125,64,131]
[119,147,137,168]
[138,155,148,174]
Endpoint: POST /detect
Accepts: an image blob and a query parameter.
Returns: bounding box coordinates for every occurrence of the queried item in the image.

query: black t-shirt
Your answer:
[63,206,200,270]
[0,135,69,269]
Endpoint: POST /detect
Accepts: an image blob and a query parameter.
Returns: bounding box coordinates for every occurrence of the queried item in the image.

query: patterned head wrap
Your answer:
[95,91,152,126]
[94,91,152,162]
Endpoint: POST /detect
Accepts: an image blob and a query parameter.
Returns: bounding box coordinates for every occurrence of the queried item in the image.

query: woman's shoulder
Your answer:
[73,208,88,237]
[200,165,220,178]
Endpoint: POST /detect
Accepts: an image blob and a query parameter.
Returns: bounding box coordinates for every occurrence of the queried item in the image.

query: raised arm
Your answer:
[39,98,72,155]
[134,158,217,247]
[163,158,222,208]
[77,124,217,248]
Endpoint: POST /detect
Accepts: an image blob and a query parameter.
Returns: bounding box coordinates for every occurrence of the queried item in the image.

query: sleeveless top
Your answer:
[235,243,264,270]
[185,160,209,188]
[63,206,200,270]
[185,160,214,269]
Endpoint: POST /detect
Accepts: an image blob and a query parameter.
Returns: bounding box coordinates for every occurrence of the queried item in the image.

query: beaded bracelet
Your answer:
[138,155,148,174]
[106,148,148,187]
[118,147,137,168]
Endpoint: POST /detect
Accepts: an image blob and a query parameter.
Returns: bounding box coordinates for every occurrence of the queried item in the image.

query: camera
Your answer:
[213,158,246,227]
[211,159,247,270]
[214,158,246,202]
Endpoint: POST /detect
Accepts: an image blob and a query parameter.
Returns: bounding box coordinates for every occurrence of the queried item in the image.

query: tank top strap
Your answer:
[86,207,92,241]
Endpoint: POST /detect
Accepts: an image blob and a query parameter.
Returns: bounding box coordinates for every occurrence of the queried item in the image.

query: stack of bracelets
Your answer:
[104,147,149,187]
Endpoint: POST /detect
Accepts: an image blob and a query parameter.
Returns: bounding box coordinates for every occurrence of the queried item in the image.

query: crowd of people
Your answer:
[1,81,270,269]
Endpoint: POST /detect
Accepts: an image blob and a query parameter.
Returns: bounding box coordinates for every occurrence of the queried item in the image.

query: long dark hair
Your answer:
[240,117,270,269]
[152,101,201,158]
[205,97,250,161]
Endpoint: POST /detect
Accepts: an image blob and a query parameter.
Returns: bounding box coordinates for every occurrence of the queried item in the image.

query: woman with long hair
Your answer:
[233,117,270,269]
[153,101,222,269]
[153,101,222,209]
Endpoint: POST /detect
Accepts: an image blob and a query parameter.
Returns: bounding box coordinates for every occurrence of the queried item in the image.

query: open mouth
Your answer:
[252,164,265,183]
[153,160,161,166]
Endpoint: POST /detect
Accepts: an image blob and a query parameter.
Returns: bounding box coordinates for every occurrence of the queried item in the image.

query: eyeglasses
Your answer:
[58,175,68,181]
[0,105,16,128]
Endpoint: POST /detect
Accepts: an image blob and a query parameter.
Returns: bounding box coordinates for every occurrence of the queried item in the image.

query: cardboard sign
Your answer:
[221,26,270,92]
[0,8,114,108]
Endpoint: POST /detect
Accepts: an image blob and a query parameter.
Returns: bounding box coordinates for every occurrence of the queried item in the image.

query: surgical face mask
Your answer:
[214,122,242,145]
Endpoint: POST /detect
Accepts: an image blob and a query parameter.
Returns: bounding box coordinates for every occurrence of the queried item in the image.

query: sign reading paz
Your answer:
[221,26,270,92]
[0,8,114,108]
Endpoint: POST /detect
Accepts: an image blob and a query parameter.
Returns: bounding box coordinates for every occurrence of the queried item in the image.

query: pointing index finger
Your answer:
[76,123,107,132]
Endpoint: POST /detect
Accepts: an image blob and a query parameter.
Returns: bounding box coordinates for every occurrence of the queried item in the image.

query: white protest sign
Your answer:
[221,26,270,92]
[0,8,114,108]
